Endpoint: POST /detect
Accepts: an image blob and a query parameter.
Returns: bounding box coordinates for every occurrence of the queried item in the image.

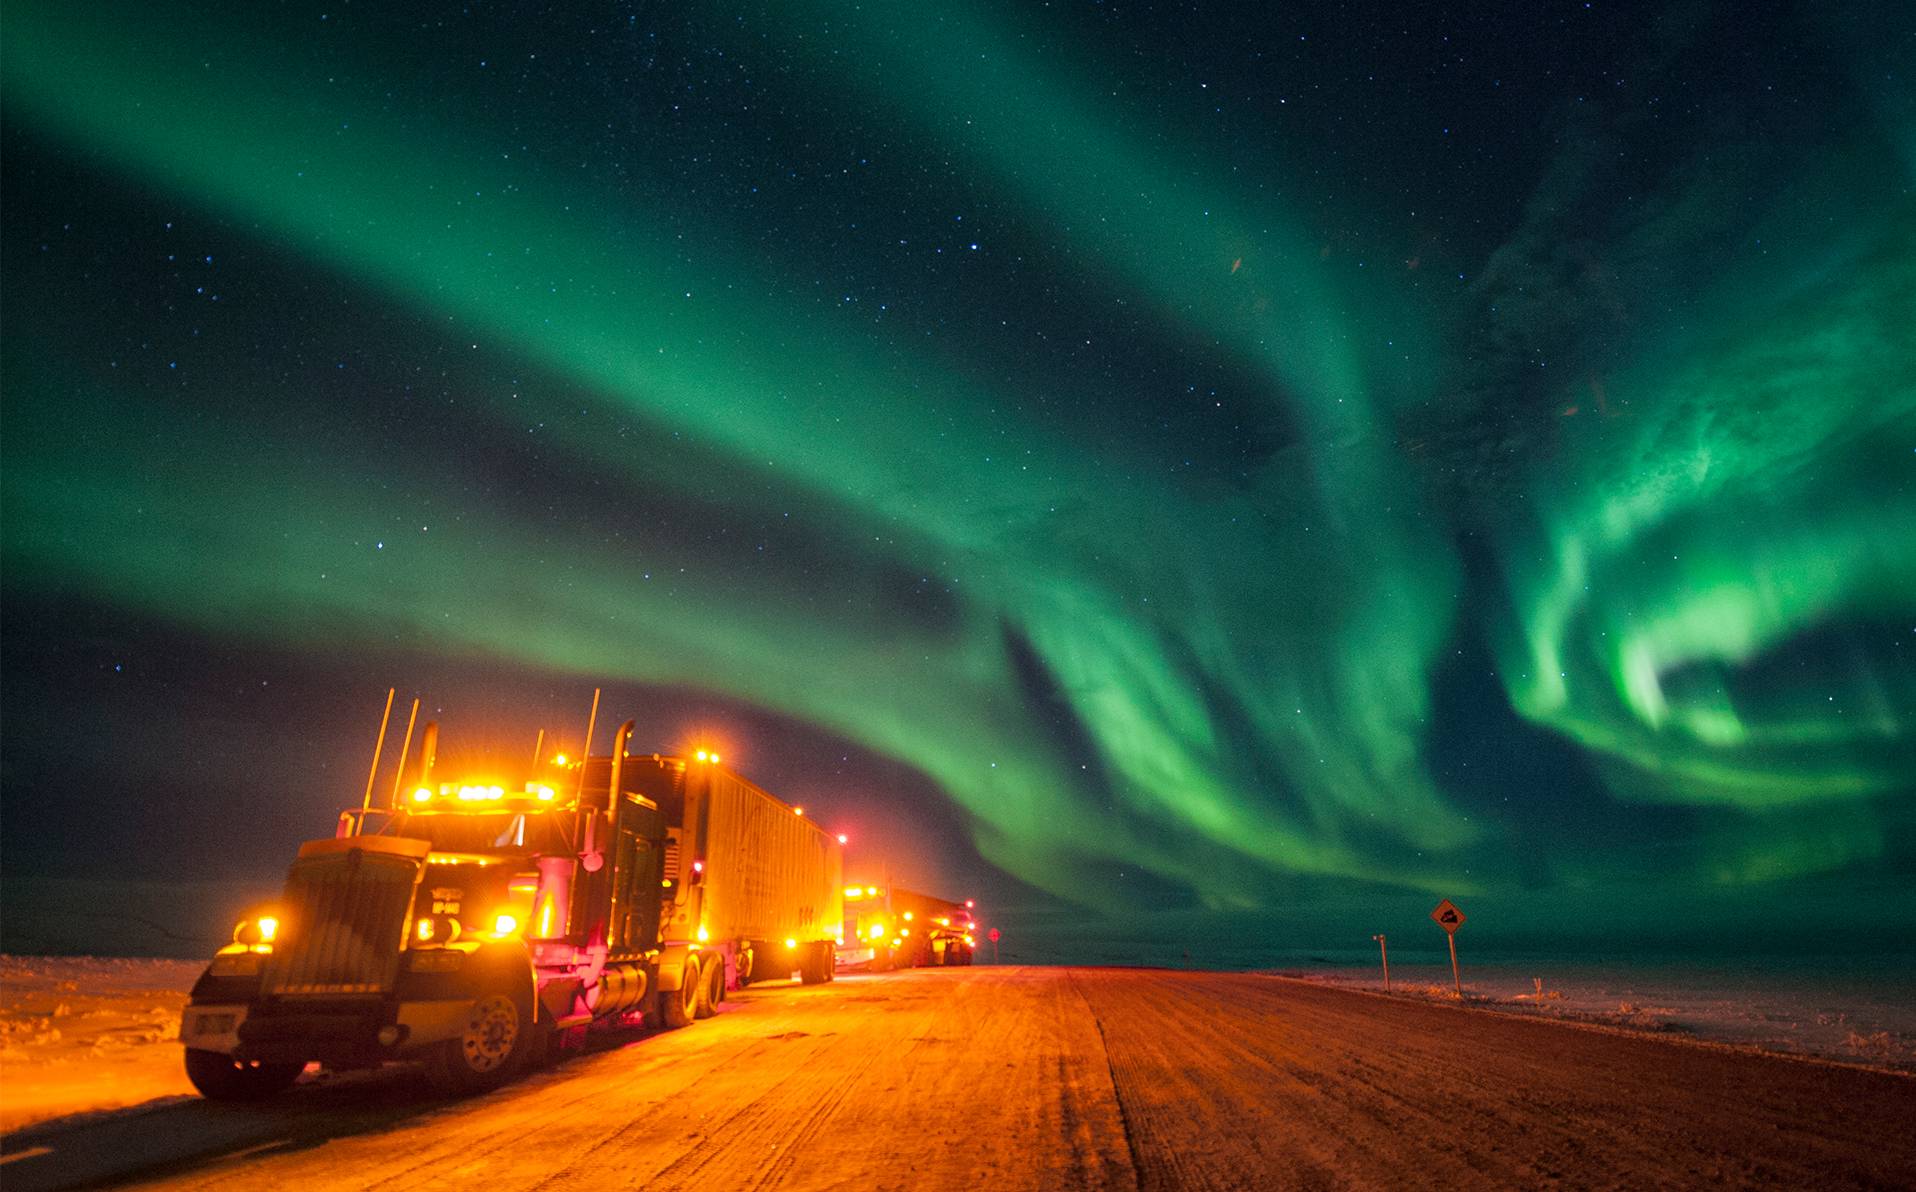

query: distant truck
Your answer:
[840,884,976,971]
[178,719,841,1100]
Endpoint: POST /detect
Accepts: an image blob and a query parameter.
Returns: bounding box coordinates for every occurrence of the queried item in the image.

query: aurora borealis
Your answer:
[3,1,1911,953]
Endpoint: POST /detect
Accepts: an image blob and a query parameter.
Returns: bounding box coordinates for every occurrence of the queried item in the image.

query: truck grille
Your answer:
[263,846,421,996]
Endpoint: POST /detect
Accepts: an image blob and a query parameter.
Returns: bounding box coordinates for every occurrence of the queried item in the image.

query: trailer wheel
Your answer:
[659,957,697,1029]
[694,955,722,1018]
[183,1049,303,1101]
[800,941,831,985]
[425,984,531,1095]
[736,945,756,988]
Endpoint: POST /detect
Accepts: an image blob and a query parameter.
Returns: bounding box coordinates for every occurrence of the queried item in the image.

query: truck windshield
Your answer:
[387,810,573,856]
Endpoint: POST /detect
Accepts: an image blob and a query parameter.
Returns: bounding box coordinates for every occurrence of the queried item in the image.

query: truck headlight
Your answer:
[416,914,461,944]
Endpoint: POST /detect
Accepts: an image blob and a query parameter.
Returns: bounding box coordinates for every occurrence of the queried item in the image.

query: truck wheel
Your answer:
[694,956,722,1018]
[659,958,698,1029]
[737,946,756,988]
[425,985,531,1095]
[800,941,830,985]
[184,1049,302,1101]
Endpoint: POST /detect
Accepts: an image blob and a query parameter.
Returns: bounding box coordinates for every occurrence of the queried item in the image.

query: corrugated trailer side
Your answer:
[697,769,843,945]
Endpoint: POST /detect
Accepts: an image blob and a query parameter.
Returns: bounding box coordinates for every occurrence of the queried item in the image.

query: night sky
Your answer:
[4,1,1912,958]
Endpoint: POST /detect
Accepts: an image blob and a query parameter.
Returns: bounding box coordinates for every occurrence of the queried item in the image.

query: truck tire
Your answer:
[800,941,830,985]
[659,957,698,1029]
[824,942,836,981]
[425,983,532,1095]
[694,955,721,1018]
[183,1049,303,1101]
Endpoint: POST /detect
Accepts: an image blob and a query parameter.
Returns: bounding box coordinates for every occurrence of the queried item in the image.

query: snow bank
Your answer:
[1277,960,1916,1072]
[0,956,204,1133]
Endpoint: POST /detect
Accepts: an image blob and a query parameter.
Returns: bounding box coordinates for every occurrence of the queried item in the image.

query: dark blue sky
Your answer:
[3,1,1911,957]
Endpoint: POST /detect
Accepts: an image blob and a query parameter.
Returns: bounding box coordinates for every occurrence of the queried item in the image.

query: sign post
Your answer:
[1429,898,1466,996]
[1371,933,1389,989]
[987,927,1000,964]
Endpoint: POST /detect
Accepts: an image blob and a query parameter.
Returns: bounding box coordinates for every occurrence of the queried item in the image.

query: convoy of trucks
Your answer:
[177,714,843,1100]
[840,884,977,971]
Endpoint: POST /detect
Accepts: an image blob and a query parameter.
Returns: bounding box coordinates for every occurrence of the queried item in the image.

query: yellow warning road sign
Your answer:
[1430,898,1466,934]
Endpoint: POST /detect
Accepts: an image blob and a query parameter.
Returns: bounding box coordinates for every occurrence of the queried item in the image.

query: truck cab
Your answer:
[178,719,764,1100]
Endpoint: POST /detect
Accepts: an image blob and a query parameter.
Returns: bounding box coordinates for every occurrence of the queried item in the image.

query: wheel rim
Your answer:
[459,994,520,1072]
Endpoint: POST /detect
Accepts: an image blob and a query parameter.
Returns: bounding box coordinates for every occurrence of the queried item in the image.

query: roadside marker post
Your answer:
[1429,898,1466,996]
[1372,934,1389,989]
[988,927,1000,964]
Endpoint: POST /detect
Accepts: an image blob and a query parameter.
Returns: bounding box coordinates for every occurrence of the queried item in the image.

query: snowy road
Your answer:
[3,967,1912,1190]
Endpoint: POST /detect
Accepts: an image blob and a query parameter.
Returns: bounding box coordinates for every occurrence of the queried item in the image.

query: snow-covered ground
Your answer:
[1276,958,1916,1071]
[0,956,205,1133]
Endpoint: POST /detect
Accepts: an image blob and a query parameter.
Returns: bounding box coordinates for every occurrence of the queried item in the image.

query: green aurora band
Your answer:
[4,2,1912,929]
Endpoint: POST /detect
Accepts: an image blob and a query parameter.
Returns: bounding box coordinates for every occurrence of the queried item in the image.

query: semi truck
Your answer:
[178,718,841,1100]
[840,884,977,970]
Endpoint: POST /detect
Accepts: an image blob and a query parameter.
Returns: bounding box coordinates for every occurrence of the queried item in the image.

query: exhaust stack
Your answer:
[386,698,421,807]
[608,720,636,824]
[416,720,439,790]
